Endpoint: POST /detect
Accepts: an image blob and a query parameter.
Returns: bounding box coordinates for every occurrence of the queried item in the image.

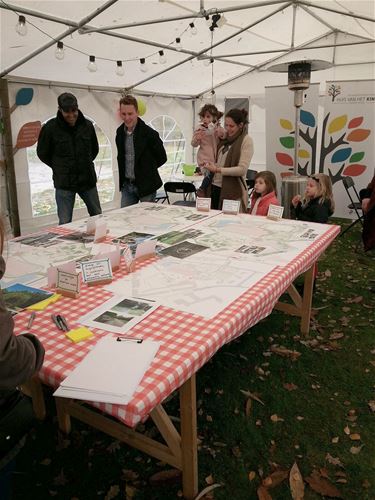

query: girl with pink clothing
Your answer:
[191,104,225,196]
[249,171,279,216]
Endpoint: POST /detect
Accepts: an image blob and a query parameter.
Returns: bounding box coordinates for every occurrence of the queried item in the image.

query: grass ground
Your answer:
[12,219,375,500]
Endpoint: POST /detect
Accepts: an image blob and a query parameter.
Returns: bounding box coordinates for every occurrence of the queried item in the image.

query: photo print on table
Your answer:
[157,229,203,246]
[13,232,61,248]
[159,241,209,259]
[2,283,54,314]
[112,232,155,254]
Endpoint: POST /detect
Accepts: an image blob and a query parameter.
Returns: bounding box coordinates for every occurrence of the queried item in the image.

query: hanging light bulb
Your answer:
[189,22,197,36]
[175,37,182,51]
[116,60,124,76]
[158,50,167,65]
[87,55,97,72]
[55,41,65,60]
[140,58,148,73]
[205,15,211,26]
[15,15,27,36]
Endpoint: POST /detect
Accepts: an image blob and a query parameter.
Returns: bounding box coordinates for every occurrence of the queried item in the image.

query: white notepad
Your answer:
[54,336,160,405]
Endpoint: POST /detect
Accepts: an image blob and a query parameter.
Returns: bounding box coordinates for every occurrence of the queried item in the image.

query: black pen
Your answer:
[56,315,69,332]
[51,314,64,331]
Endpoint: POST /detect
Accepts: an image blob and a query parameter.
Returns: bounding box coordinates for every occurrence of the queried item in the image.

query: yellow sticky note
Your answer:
[28,294,61,311]
[65,327,94,343]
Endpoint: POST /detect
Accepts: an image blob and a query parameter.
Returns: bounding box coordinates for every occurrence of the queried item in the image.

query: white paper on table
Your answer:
[79,295,158,334]
[53,335,160,404]
[47,261,76,288]
[134,239,156,259]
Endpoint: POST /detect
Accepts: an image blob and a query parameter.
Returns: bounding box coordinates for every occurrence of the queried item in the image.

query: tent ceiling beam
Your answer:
[299,4,335,31]
[213,39,375,58]
[0,0,119,78]
[82,0,289,32]
[291,3,297,48]
[298,0,375,23]
[126,2,292,90]
[0,2,79,27]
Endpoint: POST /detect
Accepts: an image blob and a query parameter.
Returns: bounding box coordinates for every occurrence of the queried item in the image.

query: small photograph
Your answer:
[157,229,203,245]
[144,205,165,212]
[300,229,318,240]
[93,310,131,328]
[14,232,60,248]
[58,232,94,243]
[236,245,266,255]
[2,283,54,313]
[112,298,154,316]
[185,214,208,221]
[112,232,154,254]
[160,241,208,259]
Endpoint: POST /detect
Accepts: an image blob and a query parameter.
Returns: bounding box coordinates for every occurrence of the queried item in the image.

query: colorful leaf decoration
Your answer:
[328,115,347,134]
[276,152,294,166]
[280,118,293,130]
[347,129,371,142]
[279,136,294,149]
[300,110,315,127]
[350,152,365,163]
[331,147,352,163]
[16,121,42,148]
[343,164,367,176]
[298,149,310,158]
[348,117,363,129]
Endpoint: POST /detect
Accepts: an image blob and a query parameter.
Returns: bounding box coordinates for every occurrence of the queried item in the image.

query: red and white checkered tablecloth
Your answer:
[13,221,340,428]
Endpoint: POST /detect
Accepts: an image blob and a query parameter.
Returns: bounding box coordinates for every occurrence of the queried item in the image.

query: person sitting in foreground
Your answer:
[0,217,45,500]
[291,173,334,223]
[248,170,279,216]
[359,174,375,253]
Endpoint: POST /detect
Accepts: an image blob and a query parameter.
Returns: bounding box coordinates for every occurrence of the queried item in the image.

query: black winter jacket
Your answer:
[116,118,167,197]
[37,110,99,191]
[291,196,333,224]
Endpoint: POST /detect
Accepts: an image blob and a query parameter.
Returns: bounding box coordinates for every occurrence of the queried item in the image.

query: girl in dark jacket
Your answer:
[291,174,335,224]
[359,175,375,252]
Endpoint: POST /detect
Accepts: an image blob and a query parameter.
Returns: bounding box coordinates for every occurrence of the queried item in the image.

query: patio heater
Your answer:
[268,60,331,217]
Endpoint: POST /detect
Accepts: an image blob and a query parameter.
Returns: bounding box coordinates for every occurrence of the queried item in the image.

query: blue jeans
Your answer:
[55,187,102,225]
[121,183,156,208]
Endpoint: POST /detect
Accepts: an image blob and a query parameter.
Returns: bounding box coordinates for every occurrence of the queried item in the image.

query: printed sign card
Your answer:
[93,245,121,271]
[81,258,113,286]
[47,261,76,288]
[56,269,80,298]
[134,239,157,260]
[94,221,107,243]
[86,214,103,235]
[222,199,240,215]
[196,197,211,212]
[267,204,284,220]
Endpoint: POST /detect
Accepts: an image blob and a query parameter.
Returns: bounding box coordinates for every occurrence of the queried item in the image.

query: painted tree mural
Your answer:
[319,113,371,185]
[275,109,318,176]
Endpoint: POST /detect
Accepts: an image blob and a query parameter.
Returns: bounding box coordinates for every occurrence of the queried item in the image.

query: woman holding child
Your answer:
[204,108,254,212]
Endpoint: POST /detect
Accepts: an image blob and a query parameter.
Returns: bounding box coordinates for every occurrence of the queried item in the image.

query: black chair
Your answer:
[164,181,197,207]
[155,190,168,203]
[340,176,364,236]
[246,169,257,195]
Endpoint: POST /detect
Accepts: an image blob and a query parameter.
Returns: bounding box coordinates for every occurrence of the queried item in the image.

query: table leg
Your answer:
[20,375,46,420]
[179,374,198,500]
[55,397,72,434]
[300,263,315,335]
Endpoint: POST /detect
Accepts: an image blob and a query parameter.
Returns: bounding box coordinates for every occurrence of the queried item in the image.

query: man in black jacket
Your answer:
[37,93,102,224]
[116,95,167,207]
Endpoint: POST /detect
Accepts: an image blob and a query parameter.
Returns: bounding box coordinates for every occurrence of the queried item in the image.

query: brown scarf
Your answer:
[217,128,248,210]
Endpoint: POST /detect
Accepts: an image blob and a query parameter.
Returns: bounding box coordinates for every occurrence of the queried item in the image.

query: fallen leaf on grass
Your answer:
[349,433,361,440]
[232,446,242,458]
[263,469,289,488]
[249,471,256,481]
[350,445,363,454]
[305,470,342,498]
[125,484,137,498]
[205,474,214,485]
[149,469,181,485]
[283,383,298,391]
[270,414,284,423]
[245,398,252,417]
[331,437,339,444]
[325,453,344,467]
[240,390,265,405]
[347,295,363,303]
[270,346,301,360]
[104,484,120,500]
[343,426,350,435]
[289,462,304,500]
[257,485,273,500]
[368,401,375,412]
[194,483,222,500]
[329,333,344,340]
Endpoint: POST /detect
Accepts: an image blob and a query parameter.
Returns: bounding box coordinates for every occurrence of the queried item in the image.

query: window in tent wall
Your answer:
[26,117,115,217]
[148,115,186,182]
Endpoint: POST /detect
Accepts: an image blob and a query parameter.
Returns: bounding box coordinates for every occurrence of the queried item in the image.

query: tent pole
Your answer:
[0,3,78,27]
[298,1,375,23]
[0,0,119,78]
[0,78,20,236]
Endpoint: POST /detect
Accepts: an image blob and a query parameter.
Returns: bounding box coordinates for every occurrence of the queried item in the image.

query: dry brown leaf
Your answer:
[324,269,332,277]
[245,398,252,417]
[325,453,344,467]
[331,437,339,444]
[231,446,242,458]
[305,470,342,498]
[335,471,346,478]
[319,468,329,479]
[336,478,347,484]
[368,400,375,412]
[194,483,222,500]
[125,484,137,499]
[257,485,273,500]
[329,333,344,340]
[283,383,298,391]
[350,445,363,454]
[289,462,305,500]
[239,390,265,405]
[270,345,301,360]
[105,485,120,500]
[348,295,363,303]
[262,469,289,488]
[343,425,350,435]
[270,414,284,423]
[349,433,361,440]
[205,474,214,485]
[248,471,256,481]
[149,469,181,485]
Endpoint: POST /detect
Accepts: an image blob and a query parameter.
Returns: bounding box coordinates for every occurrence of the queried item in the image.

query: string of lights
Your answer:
[12,10,223,76]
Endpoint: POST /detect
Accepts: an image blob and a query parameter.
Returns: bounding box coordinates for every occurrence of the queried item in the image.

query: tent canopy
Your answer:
[1,0,374,97]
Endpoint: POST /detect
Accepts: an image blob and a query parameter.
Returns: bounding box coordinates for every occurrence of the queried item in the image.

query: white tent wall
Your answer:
[7,81,194,234]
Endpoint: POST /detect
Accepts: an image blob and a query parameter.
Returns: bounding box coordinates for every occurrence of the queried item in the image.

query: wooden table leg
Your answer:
[179,374,198,500]
[55,397,72,434]
[300,263,314,335]
[20,375,46,420]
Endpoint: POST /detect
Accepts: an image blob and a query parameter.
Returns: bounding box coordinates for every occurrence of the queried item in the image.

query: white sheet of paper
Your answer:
[134,239,157,259]
[54,335,160,404]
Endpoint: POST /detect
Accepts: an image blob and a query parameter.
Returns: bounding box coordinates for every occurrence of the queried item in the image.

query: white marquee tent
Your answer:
[0,0,374,233]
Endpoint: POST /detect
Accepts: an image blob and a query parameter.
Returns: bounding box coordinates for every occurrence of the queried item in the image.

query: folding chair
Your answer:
[340,176,364,236]
[164,181,197,207]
